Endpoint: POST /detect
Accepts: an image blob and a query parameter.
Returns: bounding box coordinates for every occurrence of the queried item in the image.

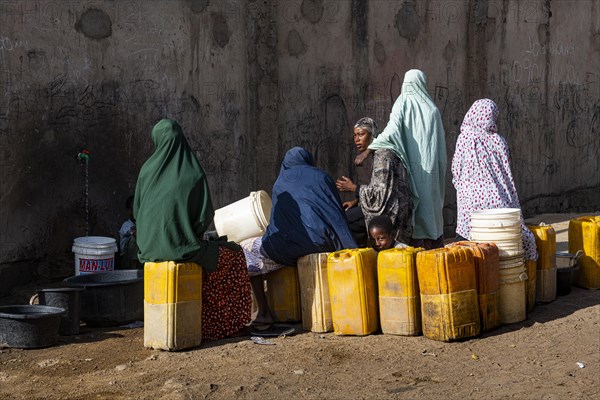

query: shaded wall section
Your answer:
[0,0,598,287]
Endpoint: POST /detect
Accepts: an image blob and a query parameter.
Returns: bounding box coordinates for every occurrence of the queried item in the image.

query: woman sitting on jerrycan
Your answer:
[241,146,357,334]
[134,119,252,342]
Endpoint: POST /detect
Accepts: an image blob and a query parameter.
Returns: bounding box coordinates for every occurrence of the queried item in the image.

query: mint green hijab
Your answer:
[369,70,447,239]
[133,119,221,271]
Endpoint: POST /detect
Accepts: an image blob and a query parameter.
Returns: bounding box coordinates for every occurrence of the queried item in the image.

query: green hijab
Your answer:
[133,119,223,271]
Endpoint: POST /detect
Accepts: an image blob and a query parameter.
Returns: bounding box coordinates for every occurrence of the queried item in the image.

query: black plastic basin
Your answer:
[32,288,84,335]
[0,305,65,348]
[63,270,143,327]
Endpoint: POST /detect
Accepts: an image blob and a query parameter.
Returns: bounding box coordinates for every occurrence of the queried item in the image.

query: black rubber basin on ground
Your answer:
[0,305,65,348]
[63,270,144,327]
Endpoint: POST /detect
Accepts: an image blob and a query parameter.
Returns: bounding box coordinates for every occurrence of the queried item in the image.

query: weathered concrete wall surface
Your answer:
[0,0,598,287]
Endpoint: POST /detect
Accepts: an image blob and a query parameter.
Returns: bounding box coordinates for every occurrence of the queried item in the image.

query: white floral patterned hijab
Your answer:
[452,99,538,260]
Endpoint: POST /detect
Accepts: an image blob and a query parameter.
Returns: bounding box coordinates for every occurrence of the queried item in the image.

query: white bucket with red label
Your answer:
[72,236,118,275]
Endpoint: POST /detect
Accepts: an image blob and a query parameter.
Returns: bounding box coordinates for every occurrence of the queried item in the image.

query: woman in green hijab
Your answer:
[134,119,251,341]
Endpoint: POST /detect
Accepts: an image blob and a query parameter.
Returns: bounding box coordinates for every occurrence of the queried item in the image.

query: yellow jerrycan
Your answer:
[297,253,333,333]
[377,247,423,336]
[144,262,203,351]
[569,216,600,289]
[327,248,379,335]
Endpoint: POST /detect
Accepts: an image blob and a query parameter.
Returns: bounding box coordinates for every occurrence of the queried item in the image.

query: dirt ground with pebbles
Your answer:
[0,213,598,399]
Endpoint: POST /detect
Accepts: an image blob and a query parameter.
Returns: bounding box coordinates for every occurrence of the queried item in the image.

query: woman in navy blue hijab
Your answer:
[261,147,357,265]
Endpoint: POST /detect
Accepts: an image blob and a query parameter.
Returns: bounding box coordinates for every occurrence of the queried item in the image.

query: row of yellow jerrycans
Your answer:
[267,216,600,342]
[266,242,525,342]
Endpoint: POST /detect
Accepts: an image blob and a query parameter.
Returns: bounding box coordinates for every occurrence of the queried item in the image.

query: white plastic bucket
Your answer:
[471,225,522,235]
[72,236,118,275]
[498,263,527,324]
[470,218,521,229]
[214,191,272,243]
[470,230,522,241]
[499,257,525,270]
[471,208,521,220]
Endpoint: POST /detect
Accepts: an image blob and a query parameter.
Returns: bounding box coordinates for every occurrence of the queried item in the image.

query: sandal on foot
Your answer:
[250,324,295,337]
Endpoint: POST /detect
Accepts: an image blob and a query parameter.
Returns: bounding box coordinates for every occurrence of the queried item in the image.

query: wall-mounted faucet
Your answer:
[77,149,90,163]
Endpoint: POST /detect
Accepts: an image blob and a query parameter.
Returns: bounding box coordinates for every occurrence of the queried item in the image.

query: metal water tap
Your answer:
[77,149,90,163]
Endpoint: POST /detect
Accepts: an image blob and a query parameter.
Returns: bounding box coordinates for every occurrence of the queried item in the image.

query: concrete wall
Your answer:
[0,0,598,288]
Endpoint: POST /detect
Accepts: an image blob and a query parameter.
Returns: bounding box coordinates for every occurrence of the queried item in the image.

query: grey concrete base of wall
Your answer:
[0,255,74,297]
[0,262,37,296]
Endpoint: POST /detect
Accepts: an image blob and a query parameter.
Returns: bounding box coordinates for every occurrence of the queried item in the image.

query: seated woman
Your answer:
[451,99,538,260]
[337,117,413,246]
[245,147,357,329]
[134,119,252,341]
[368,215,408,252]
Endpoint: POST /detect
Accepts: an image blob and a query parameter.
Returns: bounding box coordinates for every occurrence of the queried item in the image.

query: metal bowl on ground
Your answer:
[63,270,144,326]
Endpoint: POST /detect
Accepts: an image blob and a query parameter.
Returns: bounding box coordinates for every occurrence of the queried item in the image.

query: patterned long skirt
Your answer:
[201,247,252,342]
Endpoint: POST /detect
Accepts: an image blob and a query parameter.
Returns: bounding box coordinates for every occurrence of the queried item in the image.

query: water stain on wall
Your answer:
[374,39,386,64]
[75,9,112,40]
[301,0,324,23]
[443,41,456,63]
[27,50,48,73]
[394,3,420,41]
[212,13,231,48]
[592,32,600,51]
[191,0,209,13]
[287,29,306,57]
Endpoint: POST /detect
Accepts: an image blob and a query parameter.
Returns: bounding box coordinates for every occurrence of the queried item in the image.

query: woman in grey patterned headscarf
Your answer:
[337,117,413,245]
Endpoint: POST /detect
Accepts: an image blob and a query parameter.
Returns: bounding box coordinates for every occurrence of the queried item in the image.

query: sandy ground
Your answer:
[1,214,599,400]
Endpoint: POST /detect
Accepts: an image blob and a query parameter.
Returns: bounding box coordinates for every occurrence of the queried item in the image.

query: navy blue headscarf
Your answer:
[262,147,357,265]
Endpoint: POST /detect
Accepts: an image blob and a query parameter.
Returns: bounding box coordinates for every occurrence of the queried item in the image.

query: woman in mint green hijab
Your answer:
[356,69,447,249]
[134,119,251,341]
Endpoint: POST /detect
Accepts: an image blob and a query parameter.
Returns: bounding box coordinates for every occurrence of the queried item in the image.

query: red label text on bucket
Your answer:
[79,258,114,272]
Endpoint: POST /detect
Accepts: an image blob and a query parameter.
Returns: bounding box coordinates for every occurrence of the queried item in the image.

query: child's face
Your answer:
[369,227,393,251]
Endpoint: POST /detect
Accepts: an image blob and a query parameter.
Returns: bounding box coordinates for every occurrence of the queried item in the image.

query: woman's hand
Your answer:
[336,176,357,192]
[342,199,358,211]
[354,149,372,166]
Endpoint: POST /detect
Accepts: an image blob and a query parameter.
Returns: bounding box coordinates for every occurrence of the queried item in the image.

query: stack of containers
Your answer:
[377,247,423,336]
[447,242,502,333]
[297,253,333,333]
[569,216,600,290]
[327,248,379,336]
[416,247,480,341]
[470,208,527,324]
[528,224,557,302]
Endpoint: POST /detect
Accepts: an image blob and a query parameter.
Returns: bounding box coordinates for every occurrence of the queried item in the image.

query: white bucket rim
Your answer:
[469,235,522,242]
[73,236,117,247]
[499,271,528,283]
[498,249,525,258]
[250,190,271,230]
[470,227,521,234]
[471,208,521,216]
[470,219,521,228]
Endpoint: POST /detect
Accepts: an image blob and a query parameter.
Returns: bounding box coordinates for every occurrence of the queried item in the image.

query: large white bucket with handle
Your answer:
[72,236,118,275]
[214,191,272,243]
